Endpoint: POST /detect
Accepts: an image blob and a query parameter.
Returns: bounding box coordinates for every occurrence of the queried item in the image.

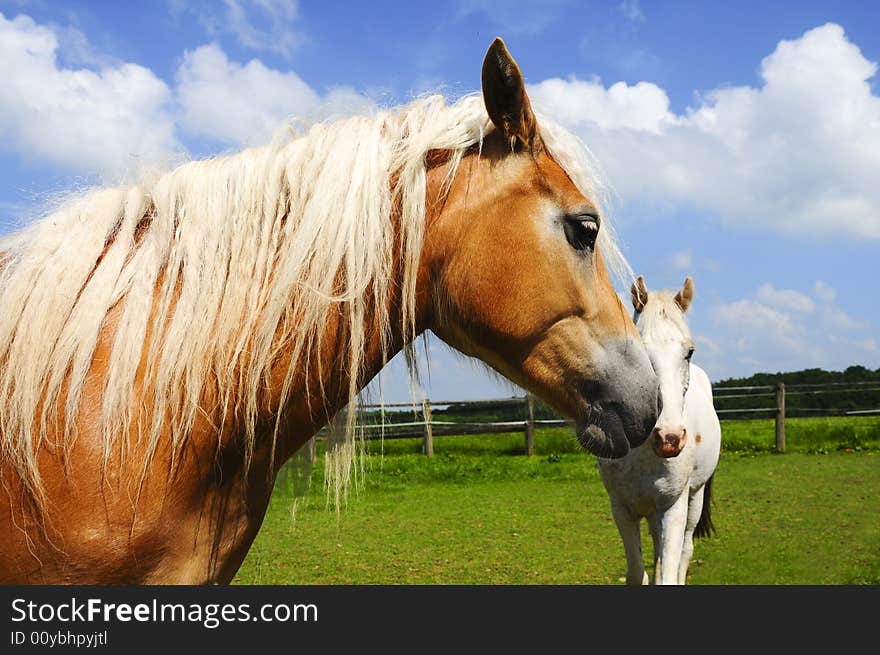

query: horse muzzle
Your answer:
[651,426,687,458]
[576,393,658,458]
[574,337,660,458]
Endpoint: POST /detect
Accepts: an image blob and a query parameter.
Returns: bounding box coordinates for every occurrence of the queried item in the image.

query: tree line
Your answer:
[714,365,880,388]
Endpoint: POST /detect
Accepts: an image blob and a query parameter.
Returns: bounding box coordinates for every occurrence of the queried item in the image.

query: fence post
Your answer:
[524,394,535,456]
[775,383,786,453]
[422,398,434,457]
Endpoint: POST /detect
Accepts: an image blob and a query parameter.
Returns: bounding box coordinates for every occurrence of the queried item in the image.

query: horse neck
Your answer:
[267,292,409,464]
[259,165,447,469]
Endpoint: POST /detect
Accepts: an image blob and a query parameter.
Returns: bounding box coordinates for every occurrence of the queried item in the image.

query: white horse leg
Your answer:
[610,501,648,585]
[655,491,689,585]
[678,487,704,584]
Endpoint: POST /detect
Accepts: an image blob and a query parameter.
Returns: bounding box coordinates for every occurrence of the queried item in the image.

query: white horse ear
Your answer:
[631,275,648,313]
[675,277,695,313]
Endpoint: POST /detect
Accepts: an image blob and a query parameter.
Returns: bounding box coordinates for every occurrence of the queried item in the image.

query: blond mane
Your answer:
[0,93,628,508]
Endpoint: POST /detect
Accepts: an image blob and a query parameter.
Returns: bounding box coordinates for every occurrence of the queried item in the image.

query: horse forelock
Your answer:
[636,290,692,341]
[0,92,626,510]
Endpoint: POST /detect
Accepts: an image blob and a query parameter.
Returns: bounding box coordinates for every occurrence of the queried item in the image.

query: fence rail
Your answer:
[307,380,879,458]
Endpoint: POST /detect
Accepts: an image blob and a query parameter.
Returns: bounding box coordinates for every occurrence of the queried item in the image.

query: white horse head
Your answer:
[630,275,695,458]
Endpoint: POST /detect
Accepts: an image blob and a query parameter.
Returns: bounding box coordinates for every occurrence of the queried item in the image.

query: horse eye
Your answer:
[685,347,695,361]
[563,213,600,252]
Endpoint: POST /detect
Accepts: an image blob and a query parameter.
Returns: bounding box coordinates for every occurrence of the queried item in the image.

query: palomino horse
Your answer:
[598,276,721,585]
[0,39,659,583]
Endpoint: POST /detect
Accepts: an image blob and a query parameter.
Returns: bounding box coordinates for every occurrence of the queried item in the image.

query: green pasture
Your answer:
[234,416,880,585]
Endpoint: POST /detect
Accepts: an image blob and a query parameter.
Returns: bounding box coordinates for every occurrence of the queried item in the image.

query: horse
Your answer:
[0,38,660,584]
[597,276,721,585]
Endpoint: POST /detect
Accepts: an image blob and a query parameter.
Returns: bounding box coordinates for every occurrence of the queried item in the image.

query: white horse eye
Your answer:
[685,347,695,361]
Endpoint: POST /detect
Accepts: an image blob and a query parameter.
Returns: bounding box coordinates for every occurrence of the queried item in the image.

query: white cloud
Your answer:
[668,249,693,271]
[223,0,302,56]
[175,44,373,147]
[755,283,815,314]
[171,0,304,58]
[696,282,878,379]
[814,280,837,302]
[618,0,645,23]
[531,77,674,134]
[176,44,318,146]
[0,13,179,177]
[820,306,866,332]
[529,23,880,240]
[48,22,118,69]
[0,12,375,173]
[714,298,805,355]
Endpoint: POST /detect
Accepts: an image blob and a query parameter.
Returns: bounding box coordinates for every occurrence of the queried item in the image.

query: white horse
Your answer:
[597,276,721,585]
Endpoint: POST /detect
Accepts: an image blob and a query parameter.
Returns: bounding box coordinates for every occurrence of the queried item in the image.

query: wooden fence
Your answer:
[712,380,880,453]
[309,381,880,458]
[313,395,564,459]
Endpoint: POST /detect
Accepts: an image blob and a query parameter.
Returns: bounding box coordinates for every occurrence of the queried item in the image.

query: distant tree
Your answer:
[713,365,880,417]
[715,365,880,388]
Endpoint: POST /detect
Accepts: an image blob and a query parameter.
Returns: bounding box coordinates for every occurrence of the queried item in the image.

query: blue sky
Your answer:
[0,0,878,401]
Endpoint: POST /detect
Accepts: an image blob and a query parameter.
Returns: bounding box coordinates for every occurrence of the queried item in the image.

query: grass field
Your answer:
[234,416,880,585]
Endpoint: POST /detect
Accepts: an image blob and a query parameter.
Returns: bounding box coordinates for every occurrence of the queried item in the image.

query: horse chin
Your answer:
[652,442,685,458]
[576,405,631,458]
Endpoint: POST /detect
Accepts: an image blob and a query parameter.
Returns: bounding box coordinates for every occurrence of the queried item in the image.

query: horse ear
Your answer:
[675,277,695,313]
[631,275,648,313]
[481,37,539,150]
